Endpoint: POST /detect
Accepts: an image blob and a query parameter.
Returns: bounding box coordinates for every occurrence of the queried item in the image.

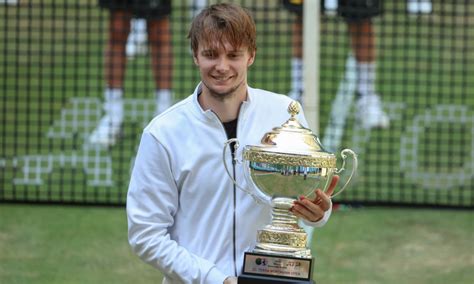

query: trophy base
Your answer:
[239,252,314,283]
[238,274,314,283]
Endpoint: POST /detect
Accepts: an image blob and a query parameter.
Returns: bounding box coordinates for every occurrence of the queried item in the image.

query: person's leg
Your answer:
[348,19,376,95]
[348,19,389,129]
[148,17,173,115]
[90,9,131,146]
[339,0,389,129]
[105,10,132,89]
[288,15,304,102]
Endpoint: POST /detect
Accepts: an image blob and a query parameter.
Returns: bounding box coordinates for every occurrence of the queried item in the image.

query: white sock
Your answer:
[356,62,376,96]
[129,19,147,43]
[155,89,173,114]
[324,0,338,13]
[103,88,124,124]
[191,0,207,18]
[407,0,432,14]
[291,57,303,92]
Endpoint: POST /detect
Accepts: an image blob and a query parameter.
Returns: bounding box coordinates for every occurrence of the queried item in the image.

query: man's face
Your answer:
[193,41,255,100]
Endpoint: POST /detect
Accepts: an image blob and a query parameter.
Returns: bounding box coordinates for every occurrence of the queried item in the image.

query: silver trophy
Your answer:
[223,101,357,282]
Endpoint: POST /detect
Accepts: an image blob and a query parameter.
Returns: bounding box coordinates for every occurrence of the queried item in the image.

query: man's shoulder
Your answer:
[145,95,194,133]
[249,86,294,106]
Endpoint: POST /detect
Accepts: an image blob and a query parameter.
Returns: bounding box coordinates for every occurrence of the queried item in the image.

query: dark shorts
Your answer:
[282,0,382,21]
[98,0,171,19]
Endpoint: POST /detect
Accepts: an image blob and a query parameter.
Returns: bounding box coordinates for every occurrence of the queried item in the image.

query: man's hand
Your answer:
[290,175,339,222]
[224,276,237,284]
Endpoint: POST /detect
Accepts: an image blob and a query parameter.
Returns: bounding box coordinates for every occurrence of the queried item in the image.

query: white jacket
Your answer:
[127,83,331,284]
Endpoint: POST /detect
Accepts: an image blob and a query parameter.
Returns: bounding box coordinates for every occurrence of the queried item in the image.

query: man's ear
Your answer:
[247,52,256,67]
[193,54,199,66]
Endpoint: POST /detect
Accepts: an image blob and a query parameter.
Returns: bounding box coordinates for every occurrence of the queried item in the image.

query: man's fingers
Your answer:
[311,175,339,205]
[325,175,340,197]
[315,189,331,211]
[292,198,325,222]
[290,175,340,222]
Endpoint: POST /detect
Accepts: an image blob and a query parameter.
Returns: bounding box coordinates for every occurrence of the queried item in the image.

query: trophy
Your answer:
[223,101,357,283]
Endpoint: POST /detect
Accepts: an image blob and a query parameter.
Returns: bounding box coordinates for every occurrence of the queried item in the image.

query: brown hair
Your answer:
[188,3,257,56]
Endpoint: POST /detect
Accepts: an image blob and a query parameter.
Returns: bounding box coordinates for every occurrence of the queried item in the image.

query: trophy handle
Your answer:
[332,149,358,198]
[223,139,260,203]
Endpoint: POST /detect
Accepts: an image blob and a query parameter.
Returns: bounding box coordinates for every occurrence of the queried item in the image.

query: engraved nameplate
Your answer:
[242,252,312,280]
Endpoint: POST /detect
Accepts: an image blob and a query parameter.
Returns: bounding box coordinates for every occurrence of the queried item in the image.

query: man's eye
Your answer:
[203,52,216,58]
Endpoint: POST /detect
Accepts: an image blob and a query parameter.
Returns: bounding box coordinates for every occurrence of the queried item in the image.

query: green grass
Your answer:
[0,204,472,284]
[0,204,161,284]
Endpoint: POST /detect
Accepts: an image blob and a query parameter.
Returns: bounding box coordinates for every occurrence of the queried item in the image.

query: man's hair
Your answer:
[188,3,257,56]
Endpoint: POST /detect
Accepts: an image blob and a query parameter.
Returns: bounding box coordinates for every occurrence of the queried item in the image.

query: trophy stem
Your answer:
[273,207,299,226]
[254,197,311,258]
[271,197,299,228]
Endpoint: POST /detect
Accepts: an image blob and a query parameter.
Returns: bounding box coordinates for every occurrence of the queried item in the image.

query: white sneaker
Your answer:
[288,89,303,105]
[88,115,122,146]
[155,90,173,115]
[356,93,390,129]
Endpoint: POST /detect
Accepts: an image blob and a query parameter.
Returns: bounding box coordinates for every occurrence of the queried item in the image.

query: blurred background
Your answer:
[0,0,472,283]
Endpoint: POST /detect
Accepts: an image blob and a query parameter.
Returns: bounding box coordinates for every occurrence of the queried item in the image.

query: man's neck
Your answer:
[198,86,247,123]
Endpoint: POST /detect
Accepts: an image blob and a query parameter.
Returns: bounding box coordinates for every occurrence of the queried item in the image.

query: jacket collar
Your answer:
[190,82,255,123]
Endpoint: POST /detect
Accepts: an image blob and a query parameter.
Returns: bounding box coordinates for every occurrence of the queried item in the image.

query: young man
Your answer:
[284,0,390,129]
[90,0,173,146]
[127,3,338,283]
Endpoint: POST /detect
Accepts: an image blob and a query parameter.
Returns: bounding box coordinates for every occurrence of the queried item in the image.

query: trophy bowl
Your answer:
[223,101,357,281]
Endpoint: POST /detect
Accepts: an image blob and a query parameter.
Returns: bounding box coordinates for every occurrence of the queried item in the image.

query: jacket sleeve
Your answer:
[127,131,227,284]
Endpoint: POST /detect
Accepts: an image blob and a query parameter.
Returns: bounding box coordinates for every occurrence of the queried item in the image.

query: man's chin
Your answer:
[210,90,234,100]
[207,85,237,99]
[202,79,245,100]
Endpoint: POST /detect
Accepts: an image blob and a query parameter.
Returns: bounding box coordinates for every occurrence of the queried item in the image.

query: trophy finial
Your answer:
[288,101,300,117]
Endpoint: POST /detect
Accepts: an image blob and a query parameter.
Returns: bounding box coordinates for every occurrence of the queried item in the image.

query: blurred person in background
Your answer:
[284,0,389,129]
[90,0,173,146]
[125,0,209,57]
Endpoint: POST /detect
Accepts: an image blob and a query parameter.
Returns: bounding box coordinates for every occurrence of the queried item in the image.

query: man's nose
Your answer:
[215,56,230,71]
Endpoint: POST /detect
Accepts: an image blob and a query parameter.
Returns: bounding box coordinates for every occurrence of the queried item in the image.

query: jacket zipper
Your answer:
[212,107,243,277]
[215,111,238,277]
[231,151,238,276]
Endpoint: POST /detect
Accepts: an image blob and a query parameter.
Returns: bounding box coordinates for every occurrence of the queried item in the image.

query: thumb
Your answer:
[325,175,340,197]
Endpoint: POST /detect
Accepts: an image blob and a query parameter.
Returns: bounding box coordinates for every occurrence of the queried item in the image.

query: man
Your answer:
[90,0,173,146]
[127,3,338,283]
[284,0,390,129]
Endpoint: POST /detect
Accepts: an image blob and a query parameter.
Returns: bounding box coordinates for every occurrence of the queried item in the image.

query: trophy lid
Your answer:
[244,101,336,168]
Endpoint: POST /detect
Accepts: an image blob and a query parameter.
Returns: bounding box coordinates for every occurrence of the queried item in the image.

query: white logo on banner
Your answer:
[4,97,154,187]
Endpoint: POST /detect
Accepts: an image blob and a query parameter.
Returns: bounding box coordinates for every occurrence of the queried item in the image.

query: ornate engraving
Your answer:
[257,230,307,248]
[244,149,336,168]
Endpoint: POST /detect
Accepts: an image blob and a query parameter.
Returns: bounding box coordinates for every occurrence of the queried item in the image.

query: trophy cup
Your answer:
[223,101,357,283]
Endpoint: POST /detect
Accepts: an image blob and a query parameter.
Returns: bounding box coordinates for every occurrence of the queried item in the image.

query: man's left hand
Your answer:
[290,175,339,222]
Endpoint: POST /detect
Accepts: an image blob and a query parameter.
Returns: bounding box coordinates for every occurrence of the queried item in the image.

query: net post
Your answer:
[303,0,320,134]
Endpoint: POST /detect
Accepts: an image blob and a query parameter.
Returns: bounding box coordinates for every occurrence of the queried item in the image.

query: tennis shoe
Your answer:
[288,89,303,105]
[355,93,390,129]
[88,115,122,146]
[155,90,173,115]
